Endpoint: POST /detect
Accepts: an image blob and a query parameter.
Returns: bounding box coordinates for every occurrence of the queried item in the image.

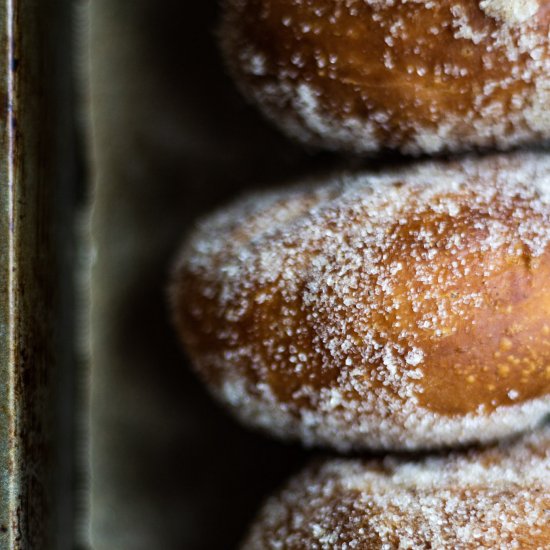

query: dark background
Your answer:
[89,2,340,548]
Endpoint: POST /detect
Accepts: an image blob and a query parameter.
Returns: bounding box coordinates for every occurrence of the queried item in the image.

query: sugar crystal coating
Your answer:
[241,426,550,549]
[221,0,550,155]
[171,152,550,451]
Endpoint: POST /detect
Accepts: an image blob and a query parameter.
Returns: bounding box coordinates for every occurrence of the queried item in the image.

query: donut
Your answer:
[220,0,550,155]
[171,152,550,451]
[241,426,550,549]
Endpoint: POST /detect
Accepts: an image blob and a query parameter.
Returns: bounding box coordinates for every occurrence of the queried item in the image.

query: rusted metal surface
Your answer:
[0,0,80,548]
[0,1,17,545]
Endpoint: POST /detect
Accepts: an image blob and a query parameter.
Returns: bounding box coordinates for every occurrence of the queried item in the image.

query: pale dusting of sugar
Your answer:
[222,0,550,155]
[240,48,268,76]
[480,0,540,25]
[174,152,550,450]
[241,427,550,549]
[214,375,550,451]
[292,83,380,148]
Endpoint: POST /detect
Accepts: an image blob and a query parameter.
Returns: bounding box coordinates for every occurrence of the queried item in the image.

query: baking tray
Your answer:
[0,0,81,548]
[7,2,548,549]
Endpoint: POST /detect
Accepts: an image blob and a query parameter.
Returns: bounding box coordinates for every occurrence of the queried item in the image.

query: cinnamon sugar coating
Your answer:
[221,0,550,155]
[171,152,550,451]
[241,426,550,549]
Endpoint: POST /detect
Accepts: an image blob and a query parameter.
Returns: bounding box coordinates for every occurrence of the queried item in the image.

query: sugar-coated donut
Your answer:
[220,0,550,155]
[171,152,550,451]
[241,426,550,549]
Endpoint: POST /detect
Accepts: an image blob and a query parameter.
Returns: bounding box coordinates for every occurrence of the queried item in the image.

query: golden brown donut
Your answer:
[220,0,550,155]
[241,426,550,549]
[171,152,550,451]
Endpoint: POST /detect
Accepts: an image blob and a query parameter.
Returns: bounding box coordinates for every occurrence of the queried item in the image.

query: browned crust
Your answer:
[241,428,550,549]
[171,154,550,449]
[220,0,550,154]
